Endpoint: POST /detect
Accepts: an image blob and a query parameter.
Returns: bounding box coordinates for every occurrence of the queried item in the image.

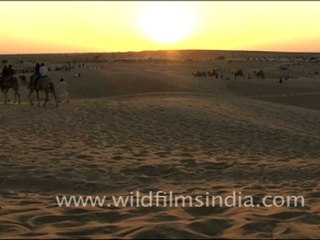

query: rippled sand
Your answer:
[1,54,320,238]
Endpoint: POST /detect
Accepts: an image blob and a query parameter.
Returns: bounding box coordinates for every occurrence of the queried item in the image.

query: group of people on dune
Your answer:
[1,63,48,86]
[0,62,69,106]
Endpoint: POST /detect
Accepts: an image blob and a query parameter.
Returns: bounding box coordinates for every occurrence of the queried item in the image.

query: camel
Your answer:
[253,70,265,79]
[0,76,21,104]
[207,69,219,78]
[232,69,245,80]
[19,74,58,107]
[279,65,289,71]
[192,70,206,77]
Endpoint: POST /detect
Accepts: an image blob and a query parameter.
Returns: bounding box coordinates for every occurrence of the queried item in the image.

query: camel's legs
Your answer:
[36,91,40,107]
[4,89,8,104]
[52,88,59,107]
[0,89,4,104]
[15,86,21,104]
[43,91,49,107]
[14,90,18,104]
[29,89,34,106]
[16,91,21,104]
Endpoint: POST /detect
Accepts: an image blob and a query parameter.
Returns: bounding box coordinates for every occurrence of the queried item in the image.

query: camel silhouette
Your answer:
[19,74,58,107]
[0,76,21,104]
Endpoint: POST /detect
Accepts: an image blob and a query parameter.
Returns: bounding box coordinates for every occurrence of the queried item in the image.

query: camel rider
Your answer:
[32,63,40,86]
[1,65,8,82]
[2,65,8,77]
[7,65,14,77]
[1,65,14,82]
[35,63,40,75]
[35,63,48,87]
[39,63,48,78]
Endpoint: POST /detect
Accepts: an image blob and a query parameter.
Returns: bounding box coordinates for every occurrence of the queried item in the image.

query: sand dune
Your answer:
[1,51,320,239]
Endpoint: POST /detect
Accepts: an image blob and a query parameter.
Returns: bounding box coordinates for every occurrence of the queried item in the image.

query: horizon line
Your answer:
[1,49,320,56]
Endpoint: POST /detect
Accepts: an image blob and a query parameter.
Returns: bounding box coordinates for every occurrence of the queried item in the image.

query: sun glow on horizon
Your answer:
[138,2,198,44]
[0,2,320,54]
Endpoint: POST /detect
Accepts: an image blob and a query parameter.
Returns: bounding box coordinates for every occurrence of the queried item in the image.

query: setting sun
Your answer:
[0,1,320,53]
[138,2,197,44]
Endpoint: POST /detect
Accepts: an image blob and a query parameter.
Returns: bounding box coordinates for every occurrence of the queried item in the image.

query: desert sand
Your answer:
[0,50,319,239]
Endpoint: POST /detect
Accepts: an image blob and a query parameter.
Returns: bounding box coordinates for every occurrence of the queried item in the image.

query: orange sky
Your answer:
[0,1,319,54]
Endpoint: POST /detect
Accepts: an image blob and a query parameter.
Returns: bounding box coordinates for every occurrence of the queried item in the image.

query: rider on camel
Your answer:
[7,65,14,77]
[2,65,8,77]
[1,65,14,83]
[34,63,48,87]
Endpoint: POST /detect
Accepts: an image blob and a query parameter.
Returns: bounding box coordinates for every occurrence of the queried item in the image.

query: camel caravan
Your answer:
[191,67,294,85]
[192,68,266,81]
[192,69,220,78]
[0,63,59,107]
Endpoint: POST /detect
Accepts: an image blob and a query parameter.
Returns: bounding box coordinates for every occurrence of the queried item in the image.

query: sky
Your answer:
[0,1,320,54]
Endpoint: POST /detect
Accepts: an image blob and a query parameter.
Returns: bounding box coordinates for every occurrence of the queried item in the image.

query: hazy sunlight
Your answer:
[0,1,319,53]
[138,2,198,44]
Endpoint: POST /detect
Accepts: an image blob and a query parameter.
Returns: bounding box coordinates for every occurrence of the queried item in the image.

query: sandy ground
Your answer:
[0,51,320,238]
